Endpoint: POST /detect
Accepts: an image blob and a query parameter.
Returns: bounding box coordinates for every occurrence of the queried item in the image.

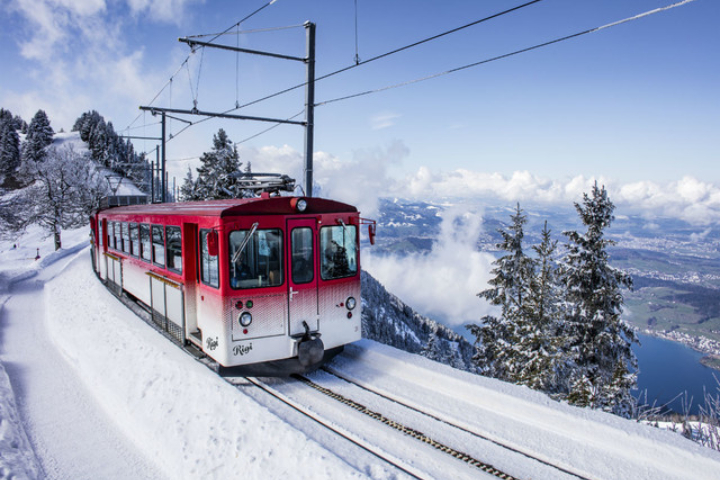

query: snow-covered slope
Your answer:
[2,228,720,479]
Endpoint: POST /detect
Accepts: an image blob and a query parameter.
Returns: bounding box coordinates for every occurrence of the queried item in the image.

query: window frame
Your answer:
[121,222,130,253]
[151,224,166,267]
[199,229,220,289]
[320,224,358,281]
[291,227,314,285]
[139,223,151,262]
[228,228,284,290]
[166,225,183,274]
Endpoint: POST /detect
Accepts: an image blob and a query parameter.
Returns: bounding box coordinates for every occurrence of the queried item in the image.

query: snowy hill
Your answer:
[2,228,720,479]
[361,270,476,371]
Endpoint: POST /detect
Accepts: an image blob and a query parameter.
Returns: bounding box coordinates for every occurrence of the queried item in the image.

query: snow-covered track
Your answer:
[317,367,591,480]
[289,373,522,480]
[229,375,428,480]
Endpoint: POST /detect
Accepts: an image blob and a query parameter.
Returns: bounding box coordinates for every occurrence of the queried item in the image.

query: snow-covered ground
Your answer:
[2,226,720,479]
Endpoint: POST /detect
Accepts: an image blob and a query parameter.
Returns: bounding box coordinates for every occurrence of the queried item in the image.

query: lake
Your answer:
[634,333,719,416]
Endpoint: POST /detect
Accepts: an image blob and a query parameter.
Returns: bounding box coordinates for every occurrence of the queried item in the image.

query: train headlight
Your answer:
[292,197,308,213]
[346,296,357,310]
[239,312,253,327]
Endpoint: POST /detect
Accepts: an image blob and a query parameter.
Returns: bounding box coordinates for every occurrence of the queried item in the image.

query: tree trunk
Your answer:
[54,223,62,251]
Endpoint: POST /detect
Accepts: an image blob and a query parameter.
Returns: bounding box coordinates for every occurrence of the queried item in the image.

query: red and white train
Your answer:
[89,194,375,375]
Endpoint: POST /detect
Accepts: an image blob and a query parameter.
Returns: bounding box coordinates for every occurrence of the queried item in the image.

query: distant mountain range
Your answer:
[367,197,720,356]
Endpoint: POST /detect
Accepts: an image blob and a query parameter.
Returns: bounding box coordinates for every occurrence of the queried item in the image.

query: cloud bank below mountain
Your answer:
[241,143,720,225]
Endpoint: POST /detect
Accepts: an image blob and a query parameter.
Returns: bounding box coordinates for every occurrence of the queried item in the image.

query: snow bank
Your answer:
[0,225,68,480]
[42,253,367,479]
[0,363,40,480]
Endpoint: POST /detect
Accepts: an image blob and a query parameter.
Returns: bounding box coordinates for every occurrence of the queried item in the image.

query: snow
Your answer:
[1,226,720,479]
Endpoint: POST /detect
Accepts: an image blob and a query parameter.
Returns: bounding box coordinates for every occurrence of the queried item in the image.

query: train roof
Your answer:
[97,195,358,218]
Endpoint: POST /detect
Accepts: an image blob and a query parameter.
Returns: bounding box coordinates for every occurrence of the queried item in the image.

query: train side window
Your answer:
[320,225,358,280]
[200,230,219,288]
[152,225,165,267]
[113,222,121,251]
[229,229,283,289]
[291,228,314,284]
[129,223,139,257]
[140,224,151,262]
[166,226,182,273]
[121,222,130,253]
[99,221,104,248]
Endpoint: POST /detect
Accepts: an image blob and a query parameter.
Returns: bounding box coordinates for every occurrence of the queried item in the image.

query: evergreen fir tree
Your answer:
[21,109,54,164]
[561,182,637,417]
[180,167,197,201]
[0,120,21,186]
[194,129,242,200]
[467,204,534,381]
[517,221,566,393]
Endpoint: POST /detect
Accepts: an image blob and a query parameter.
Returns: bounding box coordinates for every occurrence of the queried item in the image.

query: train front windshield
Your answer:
[229,229,283,289]
[320,225,358,280]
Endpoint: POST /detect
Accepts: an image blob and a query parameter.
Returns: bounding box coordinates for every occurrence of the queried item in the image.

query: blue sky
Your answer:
[1,0,718,209]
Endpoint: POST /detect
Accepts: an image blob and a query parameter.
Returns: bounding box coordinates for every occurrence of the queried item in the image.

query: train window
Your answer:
[140,224,151,262]
[151,225,165,267]
[166,226,182,273]
[291,228,314,284]
[113,222,121,251]
[121,223,130,253]
[229,229,283,289]
[320,225,358,280]
[129,223,139,257]
[200,230,219,288]
[99,221,104,248]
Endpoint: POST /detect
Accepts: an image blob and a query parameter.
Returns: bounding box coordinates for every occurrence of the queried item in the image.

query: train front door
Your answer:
[287,218,319,336]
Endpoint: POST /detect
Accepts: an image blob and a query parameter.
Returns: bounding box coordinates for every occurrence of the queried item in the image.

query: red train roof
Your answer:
[98,196,357,218]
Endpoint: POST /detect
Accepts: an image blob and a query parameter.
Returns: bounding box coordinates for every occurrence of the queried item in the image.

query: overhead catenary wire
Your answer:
[316,0,699,107]
[147,0,545,145]
[123,0,281,133]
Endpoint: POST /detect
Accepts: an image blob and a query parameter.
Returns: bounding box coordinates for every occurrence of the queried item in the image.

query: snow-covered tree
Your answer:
[467,204,534,380]
[179,167,197,201]
[561,182,637,417]
[21,110,54,164]
[0,120,21,186]
[192,128,243,200]
[516,221,566,393]
[16,144,109,250]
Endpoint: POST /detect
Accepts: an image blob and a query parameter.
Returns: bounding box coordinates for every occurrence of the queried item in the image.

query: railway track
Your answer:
[229,370,591,480]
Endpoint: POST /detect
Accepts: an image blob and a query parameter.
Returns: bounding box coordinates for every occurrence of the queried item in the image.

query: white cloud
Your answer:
[363,207,496,328]
[370,112,401,130]
[398,169,720,225]
[240,144,720,226]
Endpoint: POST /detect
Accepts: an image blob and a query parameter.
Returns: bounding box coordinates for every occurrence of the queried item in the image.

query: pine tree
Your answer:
[21,110,54,164]
[517,221,566,393]
[180,167,197,201]
[467,204,534,381]
[561,182,637,417]
[193,128,242,200]
[0,120,21,187]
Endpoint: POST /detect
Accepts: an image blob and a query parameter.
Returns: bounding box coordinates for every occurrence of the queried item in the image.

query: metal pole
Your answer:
[152,147,158,203]
[304,21,316,198]
[161,112,167,203]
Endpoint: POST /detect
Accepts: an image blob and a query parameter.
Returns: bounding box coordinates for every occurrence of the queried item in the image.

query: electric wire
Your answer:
[123,0,280,133]
[144,0,545,144]
[316,0,698,107]
[204,0,281,46]
[211,0,546,117]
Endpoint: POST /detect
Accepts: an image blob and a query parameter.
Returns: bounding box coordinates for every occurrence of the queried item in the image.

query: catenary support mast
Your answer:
[141,21,317,199]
